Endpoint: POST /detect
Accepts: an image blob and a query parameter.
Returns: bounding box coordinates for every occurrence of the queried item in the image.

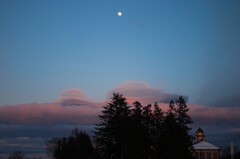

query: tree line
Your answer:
[46,93,194,159]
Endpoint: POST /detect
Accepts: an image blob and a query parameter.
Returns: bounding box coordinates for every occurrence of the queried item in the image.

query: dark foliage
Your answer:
[46,128,94,159]
[94,93,132,159]
[94,93,194,159]
[46,93,194,159]
[8,150,25,159]
[157,97,194,159]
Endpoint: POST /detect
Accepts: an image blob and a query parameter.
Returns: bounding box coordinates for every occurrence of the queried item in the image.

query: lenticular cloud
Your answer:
[108,81,183,105]
[57,89,101,108]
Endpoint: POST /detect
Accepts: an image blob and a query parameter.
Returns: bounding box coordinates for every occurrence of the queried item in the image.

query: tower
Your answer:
[231,141,234,159]
[195,127,205,143]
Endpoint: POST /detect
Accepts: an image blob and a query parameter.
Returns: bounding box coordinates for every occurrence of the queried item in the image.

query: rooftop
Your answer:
[193,141,220,150]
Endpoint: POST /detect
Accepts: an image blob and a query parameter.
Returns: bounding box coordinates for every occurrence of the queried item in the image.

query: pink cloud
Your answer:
[0,103,101,125]
[109,81,240,125]
[0,82,240,127]
[188,104,240,124]
[108,81,180,105]
[61,89,87,99]
[56,89,103,107]
[0,101,239,126]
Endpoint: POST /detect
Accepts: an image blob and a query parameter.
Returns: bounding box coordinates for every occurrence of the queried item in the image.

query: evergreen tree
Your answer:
[152,102,164,139]
[142,104,154,135]
[129,101,150,159]
[175,96,192,128]
[156,101,177,159]
[94,94,194,159]
[157,98,194,159]
[94,93,131,159]
[175,96,194,159]
[152,102,164,159]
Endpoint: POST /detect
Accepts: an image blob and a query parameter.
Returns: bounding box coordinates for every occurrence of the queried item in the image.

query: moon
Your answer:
[118,11,122,17]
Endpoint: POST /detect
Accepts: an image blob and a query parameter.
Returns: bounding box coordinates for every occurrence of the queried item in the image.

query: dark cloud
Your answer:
[0,124,94,157]
[57,89,103,107]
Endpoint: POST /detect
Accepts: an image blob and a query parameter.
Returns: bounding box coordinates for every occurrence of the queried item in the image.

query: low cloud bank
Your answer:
[0,82,239,131]
[0,103,100,125]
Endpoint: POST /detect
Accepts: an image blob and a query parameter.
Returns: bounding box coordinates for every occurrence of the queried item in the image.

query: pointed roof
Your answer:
[193,141,219,150]
[197,127,204,133]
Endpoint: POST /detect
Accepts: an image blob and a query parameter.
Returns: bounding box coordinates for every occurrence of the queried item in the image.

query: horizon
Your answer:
[1,0,240,158]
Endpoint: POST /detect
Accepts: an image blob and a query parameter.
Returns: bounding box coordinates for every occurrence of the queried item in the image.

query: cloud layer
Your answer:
[0,82,239,128]
[0,103,100,125]
[189,105,240,125]
[108,81,183,105]
[0,81,240,152]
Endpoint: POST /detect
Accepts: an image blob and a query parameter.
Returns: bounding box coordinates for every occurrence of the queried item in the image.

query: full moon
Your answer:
[118,11,122,17]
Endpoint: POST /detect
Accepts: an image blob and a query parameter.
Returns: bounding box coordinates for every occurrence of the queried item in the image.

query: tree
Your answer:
[157,97,194,159]
[151,102,164,159]
[8,151,24,159]
[129,101,150,159]
[94,93,131,159]
[70,128,94,159]
[46,128,94,159]
[175,96,194,159]
[95,94,195,159]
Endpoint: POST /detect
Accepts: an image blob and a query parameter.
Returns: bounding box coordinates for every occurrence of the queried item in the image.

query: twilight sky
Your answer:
[0,0,240,158]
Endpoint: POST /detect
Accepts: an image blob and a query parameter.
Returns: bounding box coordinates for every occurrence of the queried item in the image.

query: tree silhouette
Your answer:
[175,96,194,159]
[157,97,194,159]
[95,93,194,159]
[129,101,150,159]
[45,93,194,159]
[94,93,131,159]
[46,128,94,159]
[8,150,24,159]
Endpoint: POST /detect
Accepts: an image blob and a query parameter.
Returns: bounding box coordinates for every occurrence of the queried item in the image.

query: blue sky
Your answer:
[0,0,240,158]
[2,0,240,105]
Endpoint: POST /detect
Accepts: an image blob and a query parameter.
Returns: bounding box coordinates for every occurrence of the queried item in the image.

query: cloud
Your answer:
[57,89,102,107]
[61,89,87,99]
[0,83,179,126]
[0,83,240,150]
[188,104,240,127]
[0,103,100,125]
[0,136,47,155]
[0,82,239,129]
[108,81,183,105]
[0,89,105,126]
[227,128,240,133]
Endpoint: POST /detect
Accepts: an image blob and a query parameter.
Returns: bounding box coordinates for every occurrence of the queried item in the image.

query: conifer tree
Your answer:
[157,97,194,159]
[152,102,164,159]
[94,93,131,159]
[129,101,150,159]
[175,96,194,159]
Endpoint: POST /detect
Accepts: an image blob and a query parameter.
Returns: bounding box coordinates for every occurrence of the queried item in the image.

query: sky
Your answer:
[0,0,240,158]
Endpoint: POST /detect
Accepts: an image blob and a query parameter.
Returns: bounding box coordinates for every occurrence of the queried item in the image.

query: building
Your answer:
[193,128,220,159]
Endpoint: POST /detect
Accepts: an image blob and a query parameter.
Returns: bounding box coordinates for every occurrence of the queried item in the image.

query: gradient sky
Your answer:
[1,0,240,158]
